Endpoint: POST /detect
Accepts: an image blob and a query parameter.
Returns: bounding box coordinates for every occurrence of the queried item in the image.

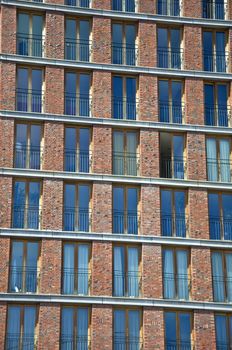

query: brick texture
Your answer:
[38,304,61,350]
[138,22,156,67]
[43,122,64,171]
[45,67,64,115]
[92,242,112,296]
[45,12,64,59]
[92,17,111,63]
[140,185,160,236]
[0,303,7,350]
[92,182,112,233]
[188,189,209,239]
[184,26,202,71]
[187,132,207,181]
[140,129,159,176]
[0,62,16,111]
[0,177,13,228]
[92,126,112,174]
[92,71,111,118]
[139,75,158,121]
[194,311,216,350]
[139,1,156,13]
[42,179,63,231]
[92,0,111,10]
[0,6,16,54]
[0,238,10,292]
[185,79,204,125]
[143,308,164,349]
[91,306,112,349]
[0,118,14,168]
[183,0,202,17]
[142,244,162,298]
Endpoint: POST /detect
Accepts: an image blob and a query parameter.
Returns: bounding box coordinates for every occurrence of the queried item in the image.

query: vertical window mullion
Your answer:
[76,74,79,117]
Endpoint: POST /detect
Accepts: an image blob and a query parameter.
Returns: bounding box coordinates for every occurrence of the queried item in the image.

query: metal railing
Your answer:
[17,33,44,57]
[64,149,92,173]
[157,0,181,16]
[62,268,91,295]
[12,205,41,230]
[163,273,190,300]
[161,214,188,237]
[113,271,142,297]
[65,39,91,62]
[63,207,91,232]
[212,275,232,302]
[159,101,185,124]
[112,97,138,120]
[206,158,231,182]
[14,145,42,170]
[216,342,232,350]
[16,89,44,113]
[64,0,90,7]
[157,48,183,69]
[60,336,91,350]
[114,336,143,350]
[113,152,139,176]
[112,0,137,12]
[9,266,39,293]
[112,43,138,66]
[5,334,36,350]
[165,340,192,350]
[202,1,227,19]
[203,51,229,72]
[205,105,231,127]
[209,217,232,240]
[160,157,186,179]
[65,93,91,117]
[113,210,139,235]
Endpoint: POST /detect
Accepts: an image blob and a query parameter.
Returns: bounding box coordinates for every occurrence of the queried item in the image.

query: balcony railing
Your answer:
[60,336,91,350]
[65,93,91,117]
[64,149,92,173]
[16,89,44,113]
[62,268,91,295]
[114,336,143,350]
[206,158,231,182]
[112,43,138,66]
[157,0,181,16]
[205,105,231,127]
[63,207,91,232]
[17,33,44,57]
[64,0,90,7]
[113,152,139,176]
[216,342,232,350]
[9,266,39,293]
[112,97,138,120]
[160,157,186,179]
[159,101,185,124]
[165,340,192,350]
[112,0,137,12]
[157,48,183,69]
[14,145,42,170]
[12,205,41,229]
[203,51,229,72]
[202,1,227,19]
[5,334,36,350]
[113,271,142,297]
[212,275,232,302]
[209,216,232,240]
[161,214,188,237]
[113,210,139,235]
[163,273,190,300]
[65,39,91,62]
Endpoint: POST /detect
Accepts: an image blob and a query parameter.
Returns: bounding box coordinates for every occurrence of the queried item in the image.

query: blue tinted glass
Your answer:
[158,28,168,48]
[79,185,89,209]
[66,73,76,94]
[171,29,180,49]
[203,32,213,53]
[28,182,40,206]
[127,188,137,212]
[209,193,220,218]
[32,70,42,91]
[218,85,227,106]
[126,25,136,45]
[113,187,124,211]
[79,21,89,41]
[65,184,75,208]
[14,181,26,206]
[161,190,172,214]
[175,191,185,214]
[179,313,191,343]
[113,76,123,97]
[126,78,136,98]
[18,13,29,34]
[215,315,227,348]
[80,74,90,95]
[17,68,28,90]
[172,82,182,102]
[113,24,122,44]
[80,129,89,151]
[165,312,176,343]
[65,128,76,151]
[159,80,169,102]
[66,19,76,40]
[208,193,221,240]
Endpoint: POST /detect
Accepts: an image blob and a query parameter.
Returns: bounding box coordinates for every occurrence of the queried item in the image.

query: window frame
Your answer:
[211,250,232,302]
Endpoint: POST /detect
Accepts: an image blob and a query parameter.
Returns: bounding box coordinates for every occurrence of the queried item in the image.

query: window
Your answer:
[65,72,91,116]
[203,31,227,72]
[206,138,231,182]
[159,80,183,123]
[113,186,139,234]
[215,314,232,350]
[14,123,42,169]
[208,193,232,240]
[63,183,91,232]
[212,251,232,302]
[17,13,43,57]
[9,241,40,293]
[112,23,137,66]
[161,189,187,237]
[203,0,226,19]
[61,307,90,350]
[164,311,192,350]
[157,0,181,16]
[112,76,137,120]
[62,243,90,295]
[65,0,90,7]
[163,248,189,300]
[16,67,43,113]
[112,0,136,12]
[114,309,141,350]
[204,83,229,127]
[157,28,182,69]
[113,245,140,297]
[65,18,90,62]
[113,130,138,176]
[12,180,41,229]
[5,305,37,350]
[160,133,185,179]
[64,127,91,173]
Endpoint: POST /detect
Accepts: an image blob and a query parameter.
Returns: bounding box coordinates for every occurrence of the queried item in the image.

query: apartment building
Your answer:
[0,0,232,349]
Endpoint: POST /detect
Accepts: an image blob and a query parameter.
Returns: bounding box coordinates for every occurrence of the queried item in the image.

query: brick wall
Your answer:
[0,118,14,168]
[187,133,207,181]
[138,22,156,67]
[183,0,202,17]
[184,26,202,71]
[43,122,64,171]
[140,185,160,236]
[92,0,111,10]
[92,71,112,118]
[140,129,159,176]
[0,303,7,350]
[194,311,216,350]
[142,244,162,298]
[38,304,61,350]
[0,6,16,55]
[0,63,16,111]
[0,238,10,292]
[139,75,158,121]
[185,79,204,125]
[143,308,164,349]
[92,182,112,233]
[188,189,209,239]
[0,177,13,228]
[92,242,112,295]
[92,126,112,174]
[45,12,64,59]
[45,67,64,115]
[91,305,113,349]
[139,0,155,14]
[92,17,111,63]
[42,179,63,231]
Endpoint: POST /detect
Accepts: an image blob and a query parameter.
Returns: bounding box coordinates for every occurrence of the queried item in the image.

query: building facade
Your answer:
[0,0,232,349]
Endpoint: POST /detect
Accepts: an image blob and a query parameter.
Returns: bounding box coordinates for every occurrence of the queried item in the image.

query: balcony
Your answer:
[112,43,138,66]
[161,214,188,237]
[212,275,232,302]
[63,207,91,232]
[205,105,231,127]
[5,334,36,350]
[113,271,142,297]
[157,0,181,16]
[163,273,190,300]
[113,210,139,235]
[64,0,90,7]
[114,336,143,350]
[209,216,232,240]
[206,158,231,182]
[165,340,192,350]
[62,268,91,295]
[157,48,183,69]
[60,336,91,350]
[14,145,42,170]
[64,149,92,173]
[160,157,186,179]
[65,39,91,62]
[16,89,44,113]
[17,33,44,57]
[113,152,139,176]
[159,101,185,124]
[64,94,91,117]
[9,266,39,293]
[202,1,227,19]
[112,97,138,120]
[112,0,137,12]
[12,205,41,229]
[216,342,232,350]
[203,51,229,72]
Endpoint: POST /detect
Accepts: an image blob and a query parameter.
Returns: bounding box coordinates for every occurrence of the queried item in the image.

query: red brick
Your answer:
[143,308,164,349]
[0,118,14,168]
[187,132,207,181]
[92,126,112,174]
[185,79,204,125]
[189,189,209,239]
[92,71,111,118]
[183,0,202,17]
[0,63,16,111]
[142,245,162,298]
[45,67,64,115]
[92,182,112,233]
[0,238,10,292]
[92,242,112,296]
[141,185,160,236]
[42,179,63,231]
[0,6,16,55]
[43,122,64,171]
[92,0,111,10]
[194,311,216,350]
[184,26,202,70]
[138,22,156,67]
[92,17,111,63]
[0,303,7,350]
[139,1,155,13]
[45,12,64,59]
[139,75,158,121]
[140,129,159,177]
[0,177,13,228]
[91,305,112,349]
[38,304,60,350]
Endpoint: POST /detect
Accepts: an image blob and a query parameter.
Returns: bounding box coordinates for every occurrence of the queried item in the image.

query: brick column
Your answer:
[229,29,232,73]
[91,306,113,349]
[191,247,213,302]
[183,0,202,17]
[92,182,112,233]
[0,63,16,111]
[45,12,64,59]
[138,22,156,67]
[229,1,232,20]
[92,0,111,9]
[139,1,155,13]
[42,179,63,231]
[185,79,204,125]
[0,118,14,168]
[194,311,216,350]
[92,71,111,119]
[92,17,111,64]
[187,133,207,181]
[38,304,61,350]
[0,238,10,293]
[184,26,202,71]
[188,189,209,239]
[142,245,162,298]
[139,75,158,122]
[0,6,16,54]
[39,239,62,294]
[143,308,164,349]
[45,67,64,115]
[140,129,159,177]
[141,185,160,236]
[92,126,112,174]
[0,177,13,228]
[43,122,64,171]
[0,303,7,350]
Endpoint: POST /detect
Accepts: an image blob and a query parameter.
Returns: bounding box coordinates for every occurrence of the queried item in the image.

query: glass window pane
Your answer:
[77,308,89,346]
[165,312,176,345]
[66,73,76,94]
[158,28,168,48]
[215,315,227,349]
[113,187,124,233]
[128,310,140,346]
[77,245,89,294]
[23,306,36,349]
[212,252,225,301]
[114,310,126,348]
[208,193,221,239]
[10,242,23,292]
[17,68,28,90]
[113,24,122,44]
[66,19,76,40]
[163,249,175,298]
[171,29,180,49]
[128,247,139,297]
[61,308,74,350]
[32,15,43,36]
[179,313,191,344]
[114,246,125,296]
[63,243,74,294]
[18,14,29,34]
[161,190,172,236]
[32,69,42,91]
[80,21,89,41]
[7,306,21,349]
